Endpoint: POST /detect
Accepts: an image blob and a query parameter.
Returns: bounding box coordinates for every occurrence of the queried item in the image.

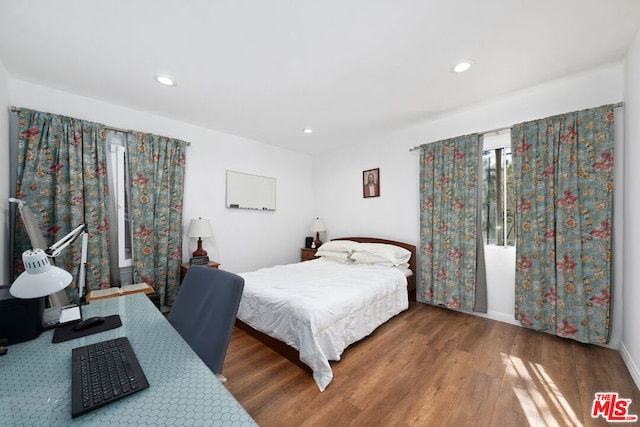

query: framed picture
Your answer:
[363,168,380,198]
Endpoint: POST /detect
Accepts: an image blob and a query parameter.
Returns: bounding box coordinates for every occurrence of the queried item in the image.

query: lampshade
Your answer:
[187,218,213,238]
[10,249,72,299]
[310,218,326,233]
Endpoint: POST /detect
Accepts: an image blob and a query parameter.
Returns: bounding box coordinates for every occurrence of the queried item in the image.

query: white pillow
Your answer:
[351,243,411,266]
[315,249,352,263]
[349,253,411,270]
[349,251,394,266]
[317,240,360,254]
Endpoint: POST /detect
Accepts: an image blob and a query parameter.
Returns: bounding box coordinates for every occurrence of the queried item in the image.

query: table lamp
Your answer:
[188,218,213,257]
[310,217,326,248]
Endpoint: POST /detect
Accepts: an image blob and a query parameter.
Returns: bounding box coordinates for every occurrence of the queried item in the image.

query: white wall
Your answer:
[313,64,625,348]
[622,28,640,389]
[0,59,10,286]
[9,80,314,274]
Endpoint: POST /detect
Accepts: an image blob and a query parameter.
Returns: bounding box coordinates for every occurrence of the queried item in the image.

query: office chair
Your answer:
[168,266,244,382]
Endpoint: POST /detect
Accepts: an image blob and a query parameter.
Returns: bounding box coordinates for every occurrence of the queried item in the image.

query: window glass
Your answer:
[482,131,515,246]
[106,130,133,267]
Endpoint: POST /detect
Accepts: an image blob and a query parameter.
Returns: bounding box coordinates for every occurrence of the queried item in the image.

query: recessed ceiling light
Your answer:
[452,61,472,73]
[303,128,313,134]
[154,75,176,86]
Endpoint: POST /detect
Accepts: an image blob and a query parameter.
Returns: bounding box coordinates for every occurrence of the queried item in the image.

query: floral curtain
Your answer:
[512,104,615,344]
[127,132,187,307]
[418,134,483,311]
[13,109,111,301]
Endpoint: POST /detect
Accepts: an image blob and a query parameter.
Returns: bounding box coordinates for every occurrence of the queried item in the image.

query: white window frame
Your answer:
[108,134,133,268]
[483,130,514,247]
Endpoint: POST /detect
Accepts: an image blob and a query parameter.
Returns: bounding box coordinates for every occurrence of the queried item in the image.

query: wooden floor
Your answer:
[223,302,640,426]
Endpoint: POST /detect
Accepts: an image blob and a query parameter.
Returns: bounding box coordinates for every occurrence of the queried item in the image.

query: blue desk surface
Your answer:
[0,293,257,426]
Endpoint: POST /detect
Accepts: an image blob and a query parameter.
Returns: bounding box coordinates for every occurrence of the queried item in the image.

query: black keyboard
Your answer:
[71,337,149,418]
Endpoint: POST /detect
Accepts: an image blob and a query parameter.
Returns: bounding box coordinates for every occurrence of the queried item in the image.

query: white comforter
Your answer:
[237,258,409,391]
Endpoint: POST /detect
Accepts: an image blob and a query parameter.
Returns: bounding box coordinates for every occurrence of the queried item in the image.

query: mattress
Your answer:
[237,258,409,391]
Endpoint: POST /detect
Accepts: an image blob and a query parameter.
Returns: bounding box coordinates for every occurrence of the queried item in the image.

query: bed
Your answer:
[235,237,416,391]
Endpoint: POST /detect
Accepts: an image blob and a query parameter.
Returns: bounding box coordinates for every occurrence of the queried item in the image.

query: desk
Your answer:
[0,293,257,426]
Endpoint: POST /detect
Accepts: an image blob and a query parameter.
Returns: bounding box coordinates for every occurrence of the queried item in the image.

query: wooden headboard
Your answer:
[333,237,417,300]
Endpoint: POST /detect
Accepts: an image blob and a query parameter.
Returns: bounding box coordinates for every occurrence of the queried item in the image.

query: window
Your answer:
[482,131,515,246]
[106,130,133,268]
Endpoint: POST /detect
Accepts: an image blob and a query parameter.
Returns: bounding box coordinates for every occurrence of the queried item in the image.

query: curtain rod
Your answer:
[409,101,624,152]
[10,106,191,146]
[102,125,191,146]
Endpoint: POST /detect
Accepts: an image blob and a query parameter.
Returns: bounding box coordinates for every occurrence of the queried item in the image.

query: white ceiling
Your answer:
[1,1,639,154]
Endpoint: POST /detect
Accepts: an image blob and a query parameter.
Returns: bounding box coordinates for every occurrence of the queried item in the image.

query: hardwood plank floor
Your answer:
[223,302,640,426]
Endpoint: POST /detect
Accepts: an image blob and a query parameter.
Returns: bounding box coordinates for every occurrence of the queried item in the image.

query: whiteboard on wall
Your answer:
[225,170,276,211]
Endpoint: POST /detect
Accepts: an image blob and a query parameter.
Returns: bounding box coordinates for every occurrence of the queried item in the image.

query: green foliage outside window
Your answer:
[482,147,515,246]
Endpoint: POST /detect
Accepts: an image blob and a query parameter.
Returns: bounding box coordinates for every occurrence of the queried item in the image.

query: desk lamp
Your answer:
[10,223,88,328]
[11,223,89,304]
[9,224,88,342]
[10,248,73,298]
[3,199,87,348]
[310,218,326,248]
[2,247,78,348]
[9,198,88,306]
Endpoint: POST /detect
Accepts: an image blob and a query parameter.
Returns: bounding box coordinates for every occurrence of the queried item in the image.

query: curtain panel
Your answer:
[126,132,187,307]
[511,104,615,344]
[418,134,484,311]
[13,109,111,301]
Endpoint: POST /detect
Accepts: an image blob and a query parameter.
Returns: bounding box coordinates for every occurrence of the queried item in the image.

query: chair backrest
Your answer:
[168,266,244,374]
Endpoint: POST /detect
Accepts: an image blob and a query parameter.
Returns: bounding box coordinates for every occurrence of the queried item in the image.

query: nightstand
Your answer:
[180,261,220,283]
[300,248,318,262]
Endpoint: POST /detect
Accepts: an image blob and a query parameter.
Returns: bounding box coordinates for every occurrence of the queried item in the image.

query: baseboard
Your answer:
[619,342,640,392]
[478,309,521,327]
[420,302,521,327]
